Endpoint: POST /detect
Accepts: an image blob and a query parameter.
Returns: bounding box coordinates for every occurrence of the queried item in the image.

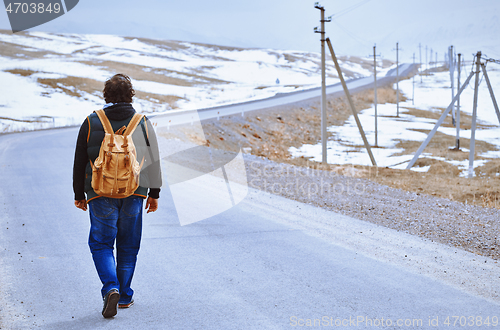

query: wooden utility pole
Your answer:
[326,38,377,166]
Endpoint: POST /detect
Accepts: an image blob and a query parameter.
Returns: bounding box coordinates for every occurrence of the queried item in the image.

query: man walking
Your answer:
[73,74,162,318]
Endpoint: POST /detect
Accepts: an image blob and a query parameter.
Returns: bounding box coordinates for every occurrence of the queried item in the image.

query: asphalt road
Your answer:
[1,125,499,329]
[150,64,417,128]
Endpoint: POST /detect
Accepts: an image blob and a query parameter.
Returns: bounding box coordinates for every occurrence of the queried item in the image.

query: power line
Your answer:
[331,0,373,18]
[483,55,500,65]
[330,19,371,48]
[322,0,374,52]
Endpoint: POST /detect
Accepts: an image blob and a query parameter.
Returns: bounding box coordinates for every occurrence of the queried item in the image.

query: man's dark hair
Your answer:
[103,74,135,104]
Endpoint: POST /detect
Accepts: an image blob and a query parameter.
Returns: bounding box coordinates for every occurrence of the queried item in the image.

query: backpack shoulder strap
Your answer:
[94,109,114,135]
[124,113,144,137]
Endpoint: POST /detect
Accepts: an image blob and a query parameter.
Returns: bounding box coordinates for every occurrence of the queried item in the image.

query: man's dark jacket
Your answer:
[73,103,162,202]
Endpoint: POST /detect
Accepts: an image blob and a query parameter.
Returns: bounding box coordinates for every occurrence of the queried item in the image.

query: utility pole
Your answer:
[425,45,428,72]
[412,52,416,105]
[314,3,330,164]
[407,50,500,175]
[482,61,500,125]
[406,63,475,170]
[418,43,422,82]
[425,45,429,72]
[394,42,401,117]
[326,38,377,166]
[430,48,433,68]
[468,52,481,178]
[449,46,456,125]
[455,53,461,149]
[371,44,379,146]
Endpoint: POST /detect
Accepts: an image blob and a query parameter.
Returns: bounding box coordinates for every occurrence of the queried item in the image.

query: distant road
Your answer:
[150,63,417,127]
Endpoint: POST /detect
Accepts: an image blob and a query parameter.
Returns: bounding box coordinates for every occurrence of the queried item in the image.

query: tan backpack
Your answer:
[90,109,144,198]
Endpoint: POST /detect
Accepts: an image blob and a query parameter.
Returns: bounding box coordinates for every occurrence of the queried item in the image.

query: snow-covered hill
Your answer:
[0,30,393,133]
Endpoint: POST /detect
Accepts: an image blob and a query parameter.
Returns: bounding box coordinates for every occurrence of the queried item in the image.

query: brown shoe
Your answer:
[102,289,120,318]
[118,300,134,309]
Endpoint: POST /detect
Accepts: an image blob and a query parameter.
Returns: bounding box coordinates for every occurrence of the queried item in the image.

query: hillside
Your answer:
[0,29,394,132]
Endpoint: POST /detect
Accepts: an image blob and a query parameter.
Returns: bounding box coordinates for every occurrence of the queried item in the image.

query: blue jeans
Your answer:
[88,196,143,304]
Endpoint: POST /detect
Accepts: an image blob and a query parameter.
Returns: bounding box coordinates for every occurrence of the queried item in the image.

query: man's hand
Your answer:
[145,197,158,213]
[74,200,87,211]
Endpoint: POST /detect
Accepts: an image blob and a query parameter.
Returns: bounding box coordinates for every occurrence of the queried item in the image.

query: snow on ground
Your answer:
[289,66,500,176]
[0,69,103,131]
[0,31,380,133]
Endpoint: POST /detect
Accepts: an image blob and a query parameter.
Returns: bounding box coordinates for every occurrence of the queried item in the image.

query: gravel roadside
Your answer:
[242,153,500,261]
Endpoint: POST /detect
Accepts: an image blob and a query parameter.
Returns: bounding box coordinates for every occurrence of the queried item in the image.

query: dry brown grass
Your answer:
[79,60,229,86]
[188,86,404,162]
[0,30,59,59]
[361,164,500,209]
[403,106,495,130]
[0,40,56,59]
[1,30,227,111]
[5,70,183,110]
[338,56,394,73]
[4,68,36,77]
[121,36,191,51]
[393,130,496,161]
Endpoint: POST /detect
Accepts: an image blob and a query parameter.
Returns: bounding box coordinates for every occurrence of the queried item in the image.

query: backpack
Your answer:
[90,109,144,198]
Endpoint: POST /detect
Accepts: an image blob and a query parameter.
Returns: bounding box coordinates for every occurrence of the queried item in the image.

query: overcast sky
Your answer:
[1,0,499,62]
